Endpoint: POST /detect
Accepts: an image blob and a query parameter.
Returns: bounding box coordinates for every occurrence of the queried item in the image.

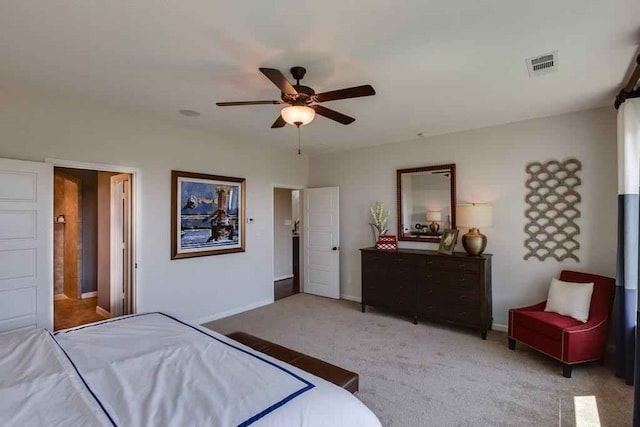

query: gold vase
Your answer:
[428,222,440,234]
[462,228,487,256]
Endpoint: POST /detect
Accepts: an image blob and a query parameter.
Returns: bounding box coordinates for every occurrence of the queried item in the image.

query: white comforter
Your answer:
[0,313,381,427]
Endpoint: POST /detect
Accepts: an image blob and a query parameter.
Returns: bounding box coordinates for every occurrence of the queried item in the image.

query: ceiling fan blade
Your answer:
[314,85,375,103]
[312,105,355,125]
[259,68,298,95]
[216,100,281,106]
[271,115,286,128]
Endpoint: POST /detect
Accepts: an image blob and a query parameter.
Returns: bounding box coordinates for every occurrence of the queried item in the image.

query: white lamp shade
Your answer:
[281,106,315,126]
[456,204,493,228]
[426,210,441,222]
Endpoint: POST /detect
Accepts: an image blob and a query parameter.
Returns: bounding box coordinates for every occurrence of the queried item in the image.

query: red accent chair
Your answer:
[508,270,615,378]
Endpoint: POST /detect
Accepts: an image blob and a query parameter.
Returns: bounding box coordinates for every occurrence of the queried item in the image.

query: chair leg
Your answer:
[562,363,572,378]
[508,338,516,350]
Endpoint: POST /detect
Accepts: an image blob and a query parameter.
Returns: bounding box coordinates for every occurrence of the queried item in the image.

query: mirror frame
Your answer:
[396,163,456,243]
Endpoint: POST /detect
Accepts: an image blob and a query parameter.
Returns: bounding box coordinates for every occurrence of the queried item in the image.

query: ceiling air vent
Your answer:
[526,51,558,77]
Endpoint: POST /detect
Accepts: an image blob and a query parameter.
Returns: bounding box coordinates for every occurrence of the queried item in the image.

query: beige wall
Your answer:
[1,81,616,327]
[53,172,81,299]
[273,188,293,280]
[0,85,309,323]
[309,107,617,328]
[58,168,99,296]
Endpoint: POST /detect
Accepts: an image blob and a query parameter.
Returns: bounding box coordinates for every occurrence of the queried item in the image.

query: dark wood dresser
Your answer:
[360,247,492,339]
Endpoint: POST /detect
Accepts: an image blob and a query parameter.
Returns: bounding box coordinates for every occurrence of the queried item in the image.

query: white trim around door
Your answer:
[45,158,141,315]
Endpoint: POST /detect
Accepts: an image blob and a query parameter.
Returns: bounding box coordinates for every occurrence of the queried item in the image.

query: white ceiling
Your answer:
[0,1,638,154]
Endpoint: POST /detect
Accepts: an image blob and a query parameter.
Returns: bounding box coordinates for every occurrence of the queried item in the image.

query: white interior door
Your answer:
[0,158,53,332]
[110,174,132,317]
[303,187,340,299]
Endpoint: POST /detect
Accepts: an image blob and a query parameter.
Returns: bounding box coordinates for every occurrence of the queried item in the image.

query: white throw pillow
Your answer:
[544,278,594,323]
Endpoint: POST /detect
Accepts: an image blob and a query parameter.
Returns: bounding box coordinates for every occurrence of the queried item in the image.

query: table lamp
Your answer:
[426,210,441,233]
[456,204,493,256]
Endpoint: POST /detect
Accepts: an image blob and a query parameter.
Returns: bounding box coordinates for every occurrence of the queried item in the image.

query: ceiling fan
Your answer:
[216,66,376,128]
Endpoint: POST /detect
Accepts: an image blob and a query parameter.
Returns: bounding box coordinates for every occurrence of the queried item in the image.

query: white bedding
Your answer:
[0,313,381,427]
[0,328,113,426]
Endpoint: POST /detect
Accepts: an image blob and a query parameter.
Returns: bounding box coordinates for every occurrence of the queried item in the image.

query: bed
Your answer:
[0,312,381,427]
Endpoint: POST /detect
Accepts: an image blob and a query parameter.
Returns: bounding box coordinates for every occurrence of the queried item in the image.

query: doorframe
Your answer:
[110,174,132,317]
[271,184,304,300]
[45,158,141,316]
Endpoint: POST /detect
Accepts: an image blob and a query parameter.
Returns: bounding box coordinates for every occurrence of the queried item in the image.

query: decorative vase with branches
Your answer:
[369,201,389,245]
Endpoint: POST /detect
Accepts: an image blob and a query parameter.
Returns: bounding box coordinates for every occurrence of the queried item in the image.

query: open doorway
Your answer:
[53,167,134,330]
[273,188,301,301]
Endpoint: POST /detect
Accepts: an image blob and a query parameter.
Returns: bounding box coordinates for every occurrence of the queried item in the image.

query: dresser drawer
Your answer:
[442,286,480,306]
[440,306,480,326]
[363,273,413,293]
[394,254,426,267]
[419,303,480,326]
[426,257,481,273]
[364,277,412,292]
[363,251,426,267]
[364,286,413,313]
[365,266,423,283]
[417,282,479,300]
[365,257,426,281]
[424,271,479,291]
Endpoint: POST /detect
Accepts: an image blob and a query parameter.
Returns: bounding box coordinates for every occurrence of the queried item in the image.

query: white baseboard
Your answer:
[274,275,294,282]
[54,294,68,301]
[96,306,111,318]
[194,298,274,326]
[81,291,98,299]
[340,293,362,303]
[492,323,507,332]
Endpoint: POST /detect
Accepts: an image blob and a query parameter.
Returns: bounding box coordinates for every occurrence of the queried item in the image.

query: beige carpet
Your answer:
[204,294,633,427]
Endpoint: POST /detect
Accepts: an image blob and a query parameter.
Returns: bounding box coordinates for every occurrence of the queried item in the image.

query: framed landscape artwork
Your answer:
[171,171,246,259]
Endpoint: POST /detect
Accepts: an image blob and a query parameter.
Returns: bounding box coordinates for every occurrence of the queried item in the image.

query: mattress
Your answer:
[0,312,381,427]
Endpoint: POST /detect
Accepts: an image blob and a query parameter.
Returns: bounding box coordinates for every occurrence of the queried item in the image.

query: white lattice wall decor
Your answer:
[523,159,581,262]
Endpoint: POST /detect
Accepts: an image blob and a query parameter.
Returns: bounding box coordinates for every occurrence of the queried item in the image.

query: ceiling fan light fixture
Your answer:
[281,105,315,126]
[217,67,374,128]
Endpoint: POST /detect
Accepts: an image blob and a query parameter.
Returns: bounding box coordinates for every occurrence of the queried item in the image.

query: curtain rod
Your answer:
[614,54,640,109]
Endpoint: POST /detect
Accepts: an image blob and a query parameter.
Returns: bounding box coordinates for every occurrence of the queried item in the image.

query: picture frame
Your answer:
[437,228,459,255]
[171,170,245,259]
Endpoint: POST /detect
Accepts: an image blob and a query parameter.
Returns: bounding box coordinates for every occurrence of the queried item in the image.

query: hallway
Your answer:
[54,297,107,331]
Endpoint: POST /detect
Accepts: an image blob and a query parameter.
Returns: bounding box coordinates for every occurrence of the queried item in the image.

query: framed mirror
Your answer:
[397,164,456,243]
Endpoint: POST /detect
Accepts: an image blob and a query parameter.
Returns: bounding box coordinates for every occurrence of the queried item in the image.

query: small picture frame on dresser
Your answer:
[437,229,459,255]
